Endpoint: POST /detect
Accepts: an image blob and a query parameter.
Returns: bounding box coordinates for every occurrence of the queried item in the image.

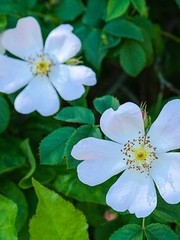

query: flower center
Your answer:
[121,133,157,174]
[134,147,148,161]
[28,53,54,76]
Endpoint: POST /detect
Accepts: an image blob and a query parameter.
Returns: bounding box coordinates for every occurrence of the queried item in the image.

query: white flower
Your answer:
[71,100,180,218]
[0,17,96,116]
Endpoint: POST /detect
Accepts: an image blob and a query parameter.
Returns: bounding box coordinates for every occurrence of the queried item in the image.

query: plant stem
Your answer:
[142,218,146,240]
[160,30,180,44]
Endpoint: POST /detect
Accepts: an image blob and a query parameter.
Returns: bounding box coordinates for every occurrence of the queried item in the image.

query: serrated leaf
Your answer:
[29,179,89,240]
[18,139,36,189]
[84,29,108,70]
[0,180,28,232]
[106,0,130,21]
[145,223,178,240]
[55,0,84,21]
[40,127,75,165]
[65,125,102,169]
[104,19,144,41]
[55,106,95,125]
[120,40,146,76]
[131,0,147,16]
[0,95,10,133]
[0,194,18,240]
[109,224,143,240]
[93,95,120,114]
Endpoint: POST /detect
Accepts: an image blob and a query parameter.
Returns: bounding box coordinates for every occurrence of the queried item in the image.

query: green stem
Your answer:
[159,30,180,44]
[142,217,145,230]
[142,218,146,240]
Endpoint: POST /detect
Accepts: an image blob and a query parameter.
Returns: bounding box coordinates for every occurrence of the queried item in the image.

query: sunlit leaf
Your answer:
[0,194,18,240]
[29,179,89,240]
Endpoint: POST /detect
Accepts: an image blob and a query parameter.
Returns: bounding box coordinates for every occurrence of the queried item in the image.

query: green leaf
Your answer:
[55,106,95,125]
[101,32,121,49]
[131,0,147,16]
[0,14,7,31]
[174,0,180,8]
[0,138,25,175]
[0,180,28,232]
[84,29,108,69]
[109,224,143,240]
[29,179,89,240]
[18,139,36,189]
[0,95,10,133]
[145,223,178,240]
[120,40,146,76]
[133,17,154,65]
[106,0,130,21]
[153,197,180,224]
[82,0,107,27]
[93,95,120,114]
[54,170,116,205]
[54,0,84,21]
[39,127,75,165]
[104,19,144,41]
[0,194,18,240]
[65,125,102,169]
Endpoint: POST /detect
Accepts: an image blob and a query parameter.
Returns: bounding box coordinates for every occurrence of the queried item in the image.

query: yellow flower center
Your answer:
[134,147,148,161]
[29,53,54,76]
[36,60,51,75]
[121,133,158,173]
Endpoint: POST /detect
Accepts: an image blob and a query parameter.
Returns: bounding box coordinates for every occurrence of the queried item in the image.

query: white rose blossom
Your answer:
[0,16,96,116]
[71,100,180,218]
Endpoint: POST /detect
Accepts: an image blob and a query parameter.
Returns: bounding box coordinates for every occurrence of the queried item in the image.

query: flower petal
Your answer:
[71,137,126,186]
[14,76,60,116]
[61,65,96,86]
[106,170,157,218]
[45,24,81,63]
[0,55,31,93]
[150,152,180,204]
[147,99,180,152]
[100,102,144,144]
[2,16,43,59]
[49,65,85,101]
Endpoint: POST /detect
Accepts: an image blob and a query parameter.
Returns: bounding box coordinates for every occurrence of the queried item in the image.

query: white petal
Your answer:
[45,24,81,63]
[71,137,126,186]
[61,65,96,86]
[49,65,85,101]
[14,76,60,116]
[0,55,31,93]
[150,152,180,204]
[2,16,43,59]
[106,170,157,218]
[147,99,180,152]
[100,102,144,144]
[0,32,5,54]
